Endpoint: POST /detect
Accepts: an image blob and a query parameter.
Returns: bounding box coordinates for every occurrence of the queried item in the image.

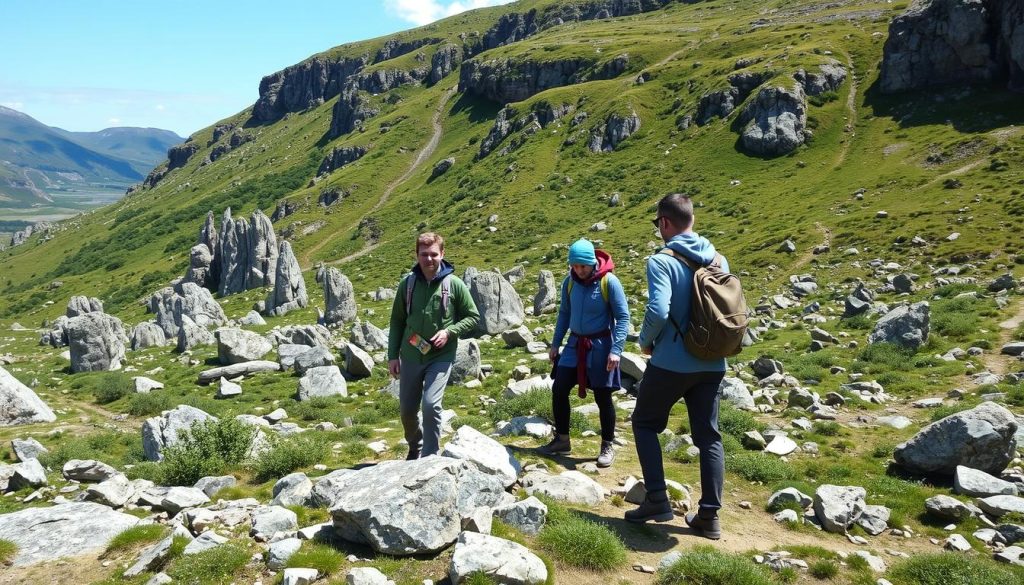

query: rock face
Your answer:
[328,67,429,138]
[588,111,641,153]
[317,266,357,326]
[148,281,227,340]
[131,321,168,350]
[880,0,1024,93]
[894,402,1018,476]
[533,270,556,316]
[265,241,308,317]
[317,145,367,176]
[460,57,624,104]
[216,328,273,364]
[468,271,525,335]
[0,502,140,566]
[868,301,930,349]
[329,457,507,555]
[218,208,278,297]
[737,84,808,156]
[253,55,368,122]
[431,44,463,84]
[477,101,573,158]
[142,405,217,461]
[0,366,56,426]
[67,312,128,372]
[449,531,548,585]
[66,296,104,317]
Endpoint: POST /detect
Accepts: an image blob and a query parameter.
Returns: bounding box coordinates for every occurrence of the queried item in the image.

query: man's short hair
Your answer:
[658,193,694,229]
[416,232,445,252]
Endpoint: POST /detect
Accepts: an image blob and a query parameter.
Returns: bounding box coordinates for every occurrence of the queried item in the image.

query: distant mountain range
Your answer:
[0,106,183,207]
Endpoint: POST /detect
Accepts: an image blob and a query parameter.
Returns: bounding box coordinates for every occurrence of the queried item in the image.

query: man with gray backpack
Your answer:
[624,194,747,540]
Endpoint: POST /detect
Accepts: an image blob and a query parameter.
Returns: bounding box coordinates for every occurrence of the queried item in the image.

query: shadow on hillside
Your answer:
[507,444,585,471]
[448,92,503,124]
[862,79,1024,133]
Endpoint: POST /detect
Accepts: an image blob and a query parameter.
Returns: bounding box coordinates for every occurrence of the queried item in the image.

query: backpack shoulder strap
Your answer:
[440,274,452,317]
[659,248,699,270]
[404,273,415,316]
[599,274,609,303]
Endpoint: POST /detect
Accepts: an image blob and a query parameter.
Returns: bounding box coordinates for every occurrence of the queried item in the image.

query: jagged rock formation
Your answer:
[253,56,369,122]
[67,312,128,372]
[478,101,574,158]
[696,71,775,125]
[9,222,50,248]
[208,130,253,163]
[328,68,428,138]
[430,44,462,84]
[375,37,439,62]
[317,146,367,177]
[264,241,308,317]
[737,84,808,157]
[41,296,105,347]
[186,211,221,289]
[147,281,228,340]
[0,365,56,426]
[588,110,641,152]
[880,0,1024,93]
[316,266,356,326]
[166,141,198,171]
[459,57,602,104]
[218,208,278,297]
[271,200,301,222]
[795,62,847,95]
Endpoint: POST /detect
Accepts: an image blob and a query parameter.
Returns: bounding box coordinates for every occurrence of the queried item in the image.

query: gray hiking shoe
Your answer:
[540,435,571,455]
[597,440,615,467]
[624,493,674,523]
[685,511,722,540]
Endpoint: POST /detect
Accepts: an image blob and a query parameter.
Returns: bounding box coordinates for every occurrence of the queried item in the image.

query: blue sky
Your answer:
[1,0,514,137]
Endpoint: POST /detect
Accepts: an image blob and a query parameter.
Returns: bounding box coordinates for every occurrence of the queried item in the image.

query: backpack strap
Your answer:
[406,273,453,320]
[404,273,415,317]
[566,273,609,303]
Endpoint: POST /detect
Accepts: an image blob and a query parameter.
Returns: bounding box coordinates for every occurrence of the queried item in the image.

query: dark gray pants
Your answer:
[631,365,725,514]
[399,359,452,457]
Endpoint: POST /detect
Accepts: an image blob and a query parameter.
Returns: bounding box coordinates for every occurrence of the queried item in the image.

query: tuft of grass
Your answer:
[656,545,775,585]
[252,432,329,482]
[93,372,134,404]
[718,404,762,438]
[537,515,627,571]
[809,559,839,579]
[854,343,917,373]
[888,553,1023,585]
[0,539,17,565]
[126,392,176,416]
[728,452,796,483]
[167,542,250,584]
[465,573,500,585]
[491,389,592,434]
[104,524,167,555]
[811,421,840,436]
[285,541,344,575]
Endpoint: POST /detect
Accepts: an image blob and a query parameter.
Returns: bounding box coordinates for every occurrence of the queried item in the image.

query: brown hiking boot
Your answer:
[624,493,674,523]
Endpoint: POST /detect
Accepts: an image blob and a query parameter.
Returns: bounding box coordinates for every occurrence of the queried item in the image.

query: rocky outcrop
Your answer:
[478,101,573,158]
[166,141,199,171]
[588,110,641,152]
[317,146,367,177]
[216,328,273,365]
[148,281,227,340]
[375,37,439,62]
[316,266,356,326]
[880,0,1024,93]
[868,301,930,350]
[533,270,556,316]
[795,62,847,95]
[264,241,308,317]
[467,271,525,335]
[430,157,455,180]
[696,70,774,125]
[67,312,128,372]
[208,130,253,163]
[328,90,381,138]
[271,200,301,222]
[66,296,104,317]
[894,402,1018,476]
[218,208,278,297]
[328,67,428,138]
[430,44,462,84]
[253,55,369,122]
[0,503,140,567]
[737,84,808,157]
[459,57,599,104]
[0,365,56,426]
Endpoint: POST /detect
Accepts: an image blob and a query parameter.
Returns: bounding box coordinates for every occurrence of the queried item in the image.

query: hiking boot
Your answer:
[624,493,674,523]
[540,435,571,455]
[685,511,722,540]
[406,447,420,461]
[596,440,615,468]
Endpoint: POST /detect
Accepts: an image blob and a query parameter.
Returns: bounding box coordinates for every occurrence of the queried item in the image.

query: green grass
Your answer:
[167,542,250,585]
[537,515,627,571]
[656,545,776,585]
[809,559,839,580]
[104,525,167,555]
[252,432,330,482]
[0,539,17,565]
[888,553,1024,585]
[728,452,796,483]
[149,418,258,486]
[284,541,345,575]
[490,388,593,434]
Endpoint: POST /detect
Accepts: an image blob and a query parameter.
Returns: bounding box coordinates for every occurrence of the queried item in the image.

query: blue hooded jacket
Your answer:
[639,232,730,373]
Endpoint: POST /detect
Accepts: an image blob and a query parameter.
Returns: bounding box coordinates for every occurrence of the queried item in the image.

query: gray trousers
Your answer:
[399,359,452,457]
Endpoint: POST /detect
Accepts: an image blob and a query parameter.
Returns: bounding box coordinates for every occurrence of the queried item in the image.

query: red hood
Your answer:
[571,249,614,285]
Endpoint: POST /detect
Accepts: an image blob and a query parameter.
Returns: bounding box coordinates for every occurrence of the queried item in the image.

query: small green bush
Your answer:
[157,418,257,485]
[105,525,167,554]
[812,421,840,436]
[854,343,916,372]
[657,545,775,585]
[537,515,627,571]
[0,538,17,565]
[719,404,762,438]
[728,453,796,483]
[888,553,1022,585]
[126,392,176,416]
[168,542,249,584]
[94,372,133,404]
[252,433,329,482]
[809,559,839,579]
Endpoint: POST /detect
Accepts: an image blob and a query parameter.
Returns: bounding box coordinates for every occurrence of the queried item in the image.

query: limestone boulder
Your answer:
[0,366,56,426]
[894,402,1018,476]
[0,502,140,566]
[67,312,127,372]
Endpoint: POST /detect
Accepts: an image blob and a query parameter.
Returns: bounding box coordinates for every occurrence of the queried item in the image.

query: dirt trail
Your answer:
[788,222,831,275]
[981,297,1024,376]
[830,54,859,170]
[300,86,457,269]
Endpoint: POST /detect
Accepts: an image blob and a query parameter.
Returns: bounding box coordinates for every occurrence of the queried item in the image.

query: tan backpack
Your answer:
[659,249,748,360]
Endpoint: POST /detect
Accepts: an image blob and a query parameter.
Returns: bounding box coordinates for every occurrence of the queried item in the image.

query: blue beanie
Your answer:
[568,239,597,266]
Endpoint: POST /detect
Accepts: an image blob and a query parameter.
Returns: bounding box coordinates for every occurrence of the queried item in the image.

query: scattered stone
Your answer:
[954,465,1019,497]
[521,470,604,506]
[813,484,866,534]
[449,531,547,585]
[0,365,57,426]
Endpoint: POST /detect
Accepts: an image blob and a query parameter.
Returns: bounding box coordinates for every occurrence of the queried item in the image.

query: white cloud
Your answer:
[155,104,166,111]
[107,117,121,124]
[1,101,25,111]
[385,0,516,26]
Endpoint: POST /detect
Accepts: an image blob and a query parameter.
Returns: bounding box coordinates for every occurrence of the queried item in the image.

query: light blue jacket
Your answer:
[639,232,730,373]
[552,272,629,367]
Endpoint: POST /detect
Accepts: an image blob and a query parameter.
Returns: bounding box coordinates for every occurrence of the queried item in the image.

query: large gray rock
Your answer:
[738,84,807,156]
[216,328,274,364]
[131,321,168,350]
[0,365,56,426]
[11,438,47,462]
[267,324,332,348]
[184,244,216,290]
[142,405,217,461]
[84,474,135,508]
[868,301,930,350]
[39,315,70,347]
[0,502,140,566]
[977,495,1024,518]
[719,377,755,411]
[67,312,128,372]
[492,496,547,536]
[329,457,507,555]
[148,281,227,339]
[272,473,313,507]
[449,531,548,585]
[768,487,813,510]
[468,270,525,335]
[344,344,375,378]
[533,270,556,316]
[197,360,281,384]
[8,459,47,490]
[450,339,482,384]
[441,425,521,487]
[855,504,891,536]
[812,484,866,534]
[177,315,215,353]
[521,470,604,506]
[63,459,119,482]
[925,494,978,521]
[251,505,299,538]
[297,366,348,401]
[294,345,335,376]
[348,320,388,352]
[267,537,302,570]
[124,536,174,578]
[589,111,641,152]
[160,486,211,514]
[894,402,1018,476]
[218,208,278,297]
[265,241,308,317]
[66,295,103,317]
[194,475,237,497]
[308,469,358,508]
[317,266,357,326]
[954,465,1019,497]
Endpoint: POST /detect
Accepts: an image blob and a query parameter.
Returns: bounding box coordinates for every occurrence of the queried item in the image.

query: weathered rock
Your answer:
[194,475,236,497]
[533,270,556,316]
[251,505,299,538]
[218,208,278,297]
[925,494,977,521]
[267,324,333,348]
[62,459,118,482]
[66,295,103,317]
[468,271,525,335]
[85,474,135,508]
[11,438,47,462]
[133,376,164,394]
[217,377,242,398]
[67,312,127,372]
[317,145,367,176]
[868,301,930,350]
[449,531,548,585]
[297,366,348,401]
[317,266,357,326]
[348,320,388,352]
[977,495,1024,518]
[176,315,215,353]
[268,537,302,570]
[131,321,168,350]
[183,530,228,555]
[294,345,336,376]
[265,241,308,317]
[737,84,808,157]
[856,504,891,536]
[329,458,507,555]
[159,486,211,515]
[142,405,217,461]
[894,402,1018,476]
[185,244,216,290]
[450,339,482,384]
[238,310,266,326]
[344,344,375,378]
[521,470,604,506]
[197,360,281,384]
[0,502,140,566]
[441,425,521,487]
[0,366,56,426]
[589,111,641,152]
[8,459,47,490]
[431,157,455,180]
[812,484,866,533]
[125,536,174,578]
[216,328,274,364]
[492,496,547,536]
[148,281,227,340]
[283,568,320,585]
[954,465,1019,497]
[272,472,314,507]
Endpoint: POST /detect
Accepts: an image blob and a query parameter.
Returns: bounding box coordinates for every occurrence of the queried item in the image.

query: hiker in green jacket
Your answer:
[388,232,479,460]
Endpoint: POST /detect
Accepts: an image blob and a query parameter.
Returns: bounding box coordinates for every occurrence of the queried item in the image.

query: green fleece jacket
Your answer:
[387,265,479,364]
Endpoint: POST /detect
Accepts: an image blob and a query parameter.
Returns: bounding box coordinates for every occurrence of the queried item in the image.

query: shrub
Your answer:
[537,515,627,570]
[854,343,916,372]
[812,421,840,436]
[104,525,167,554]
[252,433,329,482]
[657,545,775,585]
[888,553,1022,585]
[94,372,133,404]
[809,559,838,579]
[126,392,176,416]
[352,394,401,425]
[719,404,762,438]
[168,542,249,584]
[728,453,796,483]
[157,418,257,485]
[0,539,17,565]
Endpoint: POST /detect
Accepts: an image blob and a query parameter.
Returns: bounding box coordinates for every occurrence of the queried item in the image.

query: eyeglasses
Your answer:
[651,216,662,227]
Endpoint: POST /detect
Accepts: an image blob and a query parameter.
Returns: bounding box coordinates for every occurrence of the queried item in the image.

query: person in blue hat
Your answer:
[542,238,630,467]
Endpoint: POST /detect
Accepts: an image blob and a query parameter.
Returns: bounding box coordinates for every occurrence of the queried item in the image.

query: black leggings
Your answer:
[551,365,616,441]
